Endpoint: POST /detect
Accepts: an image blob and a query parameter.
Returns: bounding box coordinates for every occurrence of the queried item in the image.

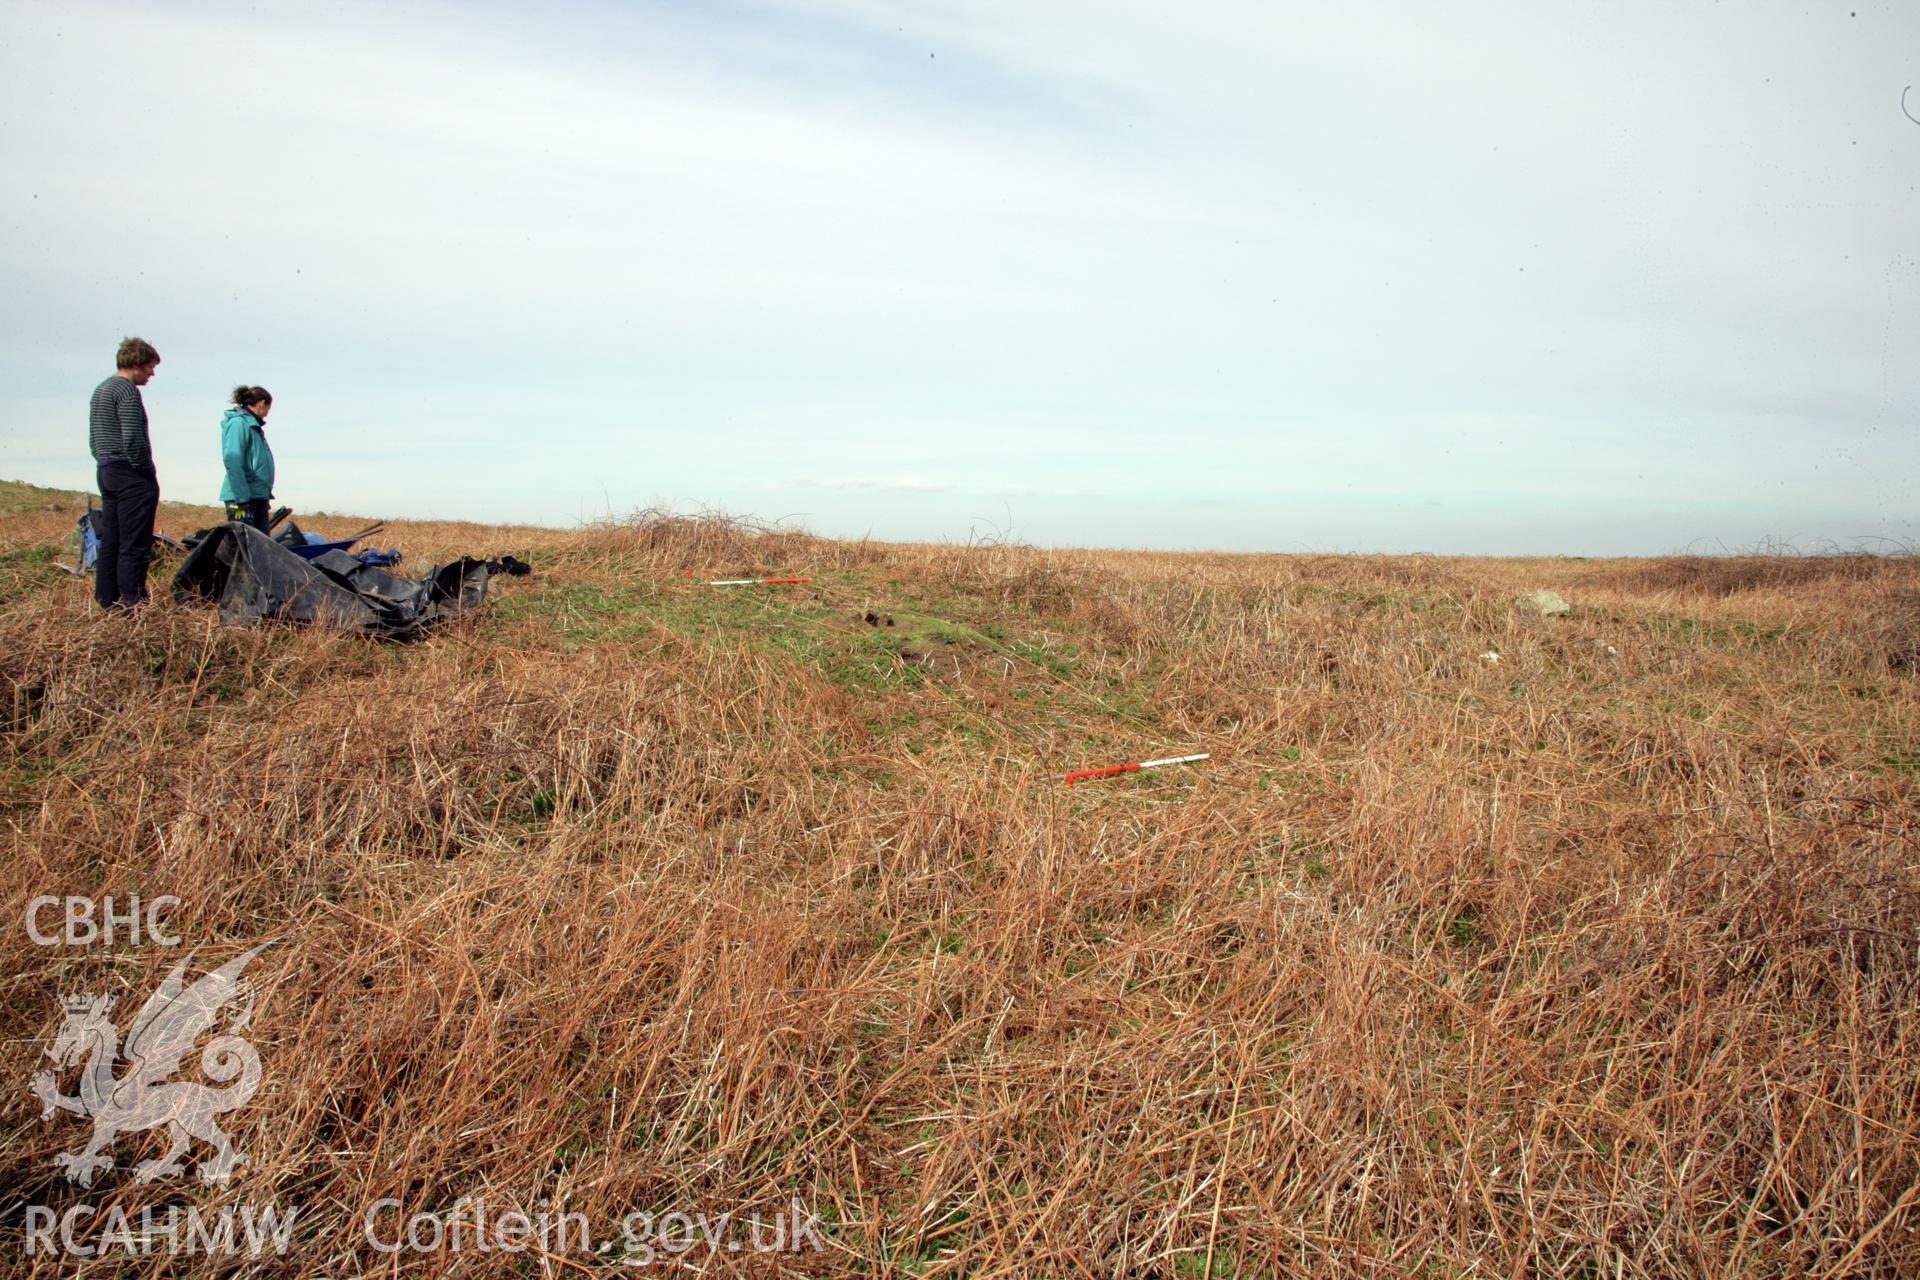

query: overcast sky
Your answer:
[2,0,1915,553]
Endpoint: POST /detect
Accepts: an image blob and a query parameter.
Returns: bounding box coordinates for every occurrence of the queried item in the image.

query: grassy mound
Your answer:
[3,485,1917,1276]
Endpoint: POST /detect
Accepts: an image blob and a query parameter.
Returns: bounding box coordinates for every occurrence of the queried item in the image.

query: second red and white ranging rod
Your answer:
[1053,752,1210,784]
[701,576,813,586]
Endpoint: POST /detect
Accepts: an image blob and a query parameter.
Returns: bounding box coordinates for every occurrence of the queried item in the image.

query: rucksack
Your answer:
[67,506,106,572]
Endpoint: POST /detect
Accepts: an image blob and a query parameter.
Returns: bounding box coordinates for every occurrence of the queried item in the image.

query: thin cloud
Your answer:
[799,478,956,493]
[0,2,1914,552]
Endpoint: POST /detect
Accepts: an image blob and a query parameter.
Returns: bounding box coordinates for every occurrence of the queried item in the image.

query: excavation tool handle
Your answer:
[1056,753,1211,784]
[1063,763,1140,784]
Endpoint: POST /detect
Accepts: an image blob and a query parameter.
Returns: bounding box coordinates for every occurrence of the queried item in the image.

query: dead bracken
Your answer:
[2,487,1917,1277]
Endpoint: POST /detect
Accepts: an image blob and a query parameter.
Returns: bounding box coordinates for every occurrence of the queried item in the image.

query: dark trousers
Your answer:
[225,498,270,532]
[95,460,160,610]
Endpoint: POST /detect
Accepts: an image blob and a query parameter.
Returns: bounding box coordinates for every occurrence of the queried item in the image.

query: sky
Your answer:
[1,0,1915,554]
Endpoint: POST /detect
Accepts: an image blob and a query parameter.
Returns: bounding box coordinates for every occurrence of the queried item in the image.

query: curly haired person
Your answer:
[219,385,276,533]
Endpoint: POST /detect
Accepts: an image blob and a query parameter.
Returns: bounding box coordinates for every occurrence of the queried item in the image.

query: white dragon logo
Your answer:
[30,943,271,1187]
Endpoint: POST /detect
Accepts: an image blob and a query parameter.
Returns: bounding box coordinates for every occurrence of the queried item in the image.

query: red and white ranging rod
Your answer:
[1052,752,1210,784]
[701,576,813,586]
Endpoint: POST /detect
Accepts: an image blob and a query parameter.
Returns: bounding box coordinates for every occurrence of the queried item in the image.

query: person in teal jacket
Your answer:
[218,386,276,532]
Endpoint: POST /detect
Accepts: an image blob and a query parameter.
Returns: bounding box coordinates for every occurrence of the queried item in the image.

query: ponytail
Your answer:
[231,385,272,409]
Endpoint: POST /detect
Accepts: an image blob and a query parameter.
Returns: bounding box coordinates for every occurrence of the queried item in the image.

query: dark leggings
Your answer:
[226,498,271,533]
[95,460,160,609]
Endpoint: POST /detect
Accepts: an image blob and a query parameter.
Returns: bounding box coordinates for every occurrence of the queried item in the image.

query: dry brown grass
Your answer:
[1581,553,1889,598]
[2,484,1917,1277]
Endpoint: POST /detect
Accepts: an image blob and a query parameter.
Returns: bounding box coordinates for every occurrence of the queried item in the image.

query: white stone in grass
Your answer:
[1519,589,1571,617]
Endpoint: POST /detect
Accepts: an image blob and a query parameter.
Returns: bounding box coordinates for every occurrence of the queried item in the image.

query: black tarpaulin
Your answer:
[171,523,490,637]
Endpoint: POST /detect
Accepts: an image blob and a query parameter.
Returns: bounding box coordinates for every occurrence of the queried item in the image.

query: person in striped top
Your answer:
[88,337,163,611]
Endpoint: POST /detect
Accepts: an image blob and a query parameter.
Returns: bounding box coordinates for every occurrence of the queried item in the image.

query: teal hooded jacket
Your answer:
[218,407,275,503]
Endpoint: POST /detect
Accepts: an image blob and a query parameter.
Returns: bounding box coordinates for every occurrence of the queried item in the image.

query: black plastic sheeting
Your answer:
[171,522,491,638]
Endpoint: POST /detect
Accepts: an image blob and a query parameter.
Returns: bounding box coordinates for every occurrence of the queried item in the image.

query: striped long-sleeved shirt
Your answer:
[89,375,153,471]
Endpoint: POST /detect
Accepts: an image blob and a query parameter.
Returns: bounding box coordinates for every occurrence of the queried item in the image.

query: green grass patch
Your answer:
[0,543,57,567]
